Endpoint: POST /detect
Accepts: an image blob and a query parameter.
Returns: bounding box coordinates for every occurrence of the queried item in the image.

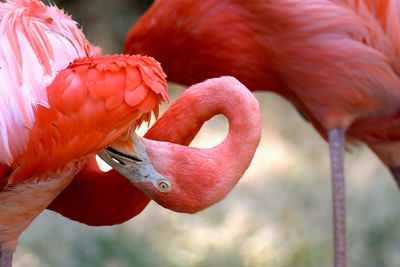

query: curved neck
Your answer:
[47,156,150,226]
[142,77,261,212]
[144,77,260,144]
[143,94,207,145]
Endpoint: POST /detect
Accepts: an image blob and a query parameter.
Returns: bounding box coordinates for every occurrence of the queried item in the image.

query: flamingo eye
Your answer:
[157,180,172,192]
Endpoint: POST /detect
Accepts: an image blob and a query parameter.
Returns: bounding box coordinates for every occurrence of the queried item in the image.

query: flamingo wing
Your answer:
[6,54,168,186]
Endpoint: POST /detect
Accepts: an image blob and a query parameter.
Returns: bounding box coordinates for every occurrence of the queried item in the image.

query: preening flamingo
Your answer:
[0,0,168,265]
[48,76,261,221]
[125,0,400,266]
[98,76,261,213]
[0,2,261,265]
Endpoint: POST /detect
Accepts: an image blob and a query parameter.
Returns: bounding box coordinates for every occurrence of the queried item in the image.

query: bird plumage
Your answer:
[0,3,261,266]
[125,1,400,265]
[126,0,400,177]
[47,156,150,226]
[49,77,261,223]
[0,0,97,165]
[126,0,400,130]
[0,1,168,265]
[7,54,168,186]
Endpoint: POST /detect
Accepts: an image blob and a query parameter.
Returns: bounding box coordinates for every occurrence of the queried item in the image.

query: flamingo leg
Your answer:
[328,128,347,267]
[0,247,13,267]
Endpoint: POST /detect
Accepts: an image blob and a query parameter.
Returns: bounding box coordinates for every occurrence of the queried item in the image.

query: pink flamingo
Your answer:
[0,1,261,266]
[49,76,261,220]
[0,0,169,264]
[125,1,400,266]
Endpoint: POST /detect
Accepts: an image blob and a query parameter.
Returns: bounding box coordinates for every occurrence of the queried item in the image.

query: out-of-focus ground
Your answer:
[14,0,400,266]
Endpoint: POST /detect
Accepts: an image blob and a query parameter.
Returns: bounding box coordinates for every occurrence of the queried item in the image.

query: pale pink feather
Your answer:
[0,0,98,165]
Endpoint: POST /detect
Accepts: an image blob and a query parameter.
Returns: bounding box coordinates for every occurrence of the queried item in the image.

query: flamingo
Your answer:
[0,1,262,265]
[48,76,262,222]
[0,0,170,265]
[125,0,400,266]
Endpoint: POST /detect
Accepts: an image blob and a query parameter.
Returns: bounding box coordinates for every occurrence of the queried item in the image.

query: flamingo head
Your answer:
[98,132,238,214]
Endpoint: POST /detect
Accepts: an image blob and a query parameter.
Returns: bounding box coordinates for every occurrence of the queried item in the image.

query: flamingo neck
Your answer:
[47,156,150,226]
[141,77,261,213]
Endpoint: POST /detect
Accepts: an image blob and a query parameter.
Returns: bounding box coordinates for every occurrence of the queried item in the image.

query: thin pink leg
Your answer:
[0,248,13,267]
[328,128,347,267]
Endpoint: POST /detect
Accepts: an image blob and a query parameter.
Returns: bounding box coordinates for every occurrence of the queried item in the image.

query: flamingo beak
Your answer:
[97,133,172,193]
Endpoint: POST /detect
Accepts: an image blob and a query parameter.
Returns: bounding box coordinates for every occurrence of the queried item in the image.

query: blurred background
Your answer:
[14,0,400,266]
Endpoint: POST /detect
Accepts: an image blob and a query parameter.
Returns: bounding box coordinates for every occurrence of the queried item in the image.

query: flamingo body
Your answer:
[0,3,261,266]
[126,0,400,146]
[0,160,84,251]
[125,1,400,265]
[8,54,167,186]
[0,0,97,165]
[0,1,168,265]
[0,1,262,265]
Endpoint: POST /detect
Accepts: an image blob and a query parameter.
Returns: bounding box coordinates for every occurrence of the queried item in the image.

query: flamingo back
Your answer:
[7,55,168,186]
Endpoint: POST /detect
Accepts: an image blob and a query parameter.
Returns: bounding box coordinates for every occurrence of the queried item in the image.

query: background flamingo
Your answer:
[15,1,400,266]
[125,0,400,266]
